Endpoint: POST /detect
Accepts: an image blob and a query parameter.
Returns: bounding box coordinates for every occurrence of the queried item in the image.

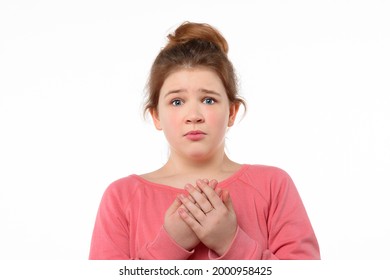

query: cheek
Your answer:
[160,111,181,132]
[166,112,181,126]
[205,108,230,128]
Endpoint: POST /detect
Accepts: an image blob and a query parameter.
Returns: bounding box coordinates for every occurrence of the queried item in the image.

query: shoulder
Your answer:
[100,175,146,206]
[236,164,299,202]
[238,164,296,193]
[242,164,292,181]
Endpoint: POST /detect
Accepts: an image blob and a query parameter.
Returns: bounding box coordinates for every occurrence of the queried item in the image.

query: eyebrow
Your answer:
[163,88,222,98]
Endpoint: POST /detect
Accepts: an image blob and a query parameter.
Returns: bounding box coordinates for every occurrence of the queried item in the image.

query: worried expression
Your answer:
[151,68,240,161]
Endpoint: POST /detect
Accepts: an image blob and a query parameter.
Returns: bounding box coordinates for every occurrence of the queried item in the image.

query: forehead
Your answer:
[160,68,226,94]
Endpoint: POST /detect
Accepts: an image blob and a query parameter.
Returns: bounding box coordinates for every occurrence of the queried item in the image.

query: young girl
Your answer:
[89,22,320,260]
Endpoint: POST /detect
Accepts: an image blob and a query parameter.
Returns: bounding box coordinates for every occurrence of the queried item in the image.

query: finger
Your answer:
[179,204,196,220]
[166,197,182,215]
[178,207,203,233]
[190,180,216,198]
[186,191,197,204]
[215,187,223,197]
[184,184,205,205]
[209,179,218,189]
[203,179,219,191]
[178,194,207,222]
[196,179,224,209]
[184,184,206,211]
[222,190,234,211]
[185,184,214,213]
[188,183,202,193]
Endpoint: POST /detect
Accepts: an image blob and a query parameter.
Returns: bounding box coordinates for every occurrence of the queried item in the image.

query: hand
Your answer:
[163,197,200,251]
[178,179,237,256]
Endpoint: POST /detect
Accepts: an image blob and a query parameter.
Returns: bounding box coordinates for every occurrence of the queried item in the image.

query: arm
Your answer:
[179,173,320,260]
[88,182,195,260]
[88,183,130,259]
[138,197,198,260]
[265,171,320,259]
[214,170,320,260]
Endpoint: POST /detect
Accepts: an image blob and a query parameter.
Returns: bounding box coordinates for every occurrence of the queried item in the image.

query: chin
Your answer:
[186,151,213,162]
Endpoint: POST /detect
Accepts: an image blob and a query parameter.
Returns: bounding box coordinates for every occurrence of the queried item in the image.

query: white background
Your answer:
[0,0,389,260]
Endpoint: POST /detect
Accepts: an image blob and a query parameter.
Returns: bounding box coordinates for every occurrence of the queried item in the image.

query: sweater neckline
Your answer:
[132,164,250,192]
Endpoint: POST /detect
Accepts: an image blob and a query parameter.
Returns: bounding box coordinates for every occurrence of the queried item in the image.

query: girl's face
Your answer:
[151,68,239,162]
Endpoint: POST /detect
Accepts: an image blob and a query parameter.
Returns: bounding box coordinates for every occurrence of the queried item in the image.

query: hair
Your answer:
[143,21,247,118]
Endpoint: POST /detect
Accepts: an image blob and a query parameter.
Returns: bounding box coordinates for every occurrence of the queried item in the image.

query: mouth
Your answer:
[184,130,206,141]
[184,130,206,136]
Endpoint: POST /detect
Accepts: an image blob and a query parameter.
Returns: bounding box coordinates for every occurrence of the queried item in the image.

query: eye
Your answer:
[203,97,216,105]
[171,99,183,106]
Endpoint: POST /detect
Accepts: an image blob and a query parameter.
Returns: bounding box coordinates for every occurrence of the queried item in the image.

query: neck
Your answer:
[162,151,233,177]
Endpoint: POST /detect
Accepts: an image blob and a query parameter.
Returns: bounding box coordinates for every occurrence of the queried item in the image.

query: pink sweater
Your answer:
[89,164,320,259]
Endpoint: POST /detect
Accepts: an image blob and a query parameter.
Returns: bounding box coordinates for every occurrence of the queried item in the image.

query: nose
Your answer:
[185,104,204,124]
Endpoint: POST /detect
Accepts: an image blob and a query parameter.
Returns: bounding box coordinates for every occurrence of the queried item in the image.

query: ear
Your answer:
[150,108,162,131]
[228,102,240,127]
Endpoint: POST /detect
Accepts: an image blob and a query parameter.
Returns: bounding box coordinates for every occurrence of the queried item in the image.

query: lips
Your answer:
[184,130,206,141]
[184,130,206,136]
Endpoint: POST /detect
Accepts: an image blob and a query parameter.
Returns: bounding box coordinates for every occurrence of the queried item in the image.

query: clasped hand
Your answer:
[164,179,237,257]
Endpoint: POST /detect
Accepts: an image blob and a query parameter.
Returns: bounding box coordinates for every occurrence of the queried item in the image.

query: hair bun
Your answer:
[166,21,229,54]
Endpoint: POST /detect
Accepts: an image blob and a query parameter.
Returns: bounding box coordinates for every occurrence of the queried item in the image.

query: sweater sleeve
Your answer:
[210,168,320,260]
[89,182,131,260]
[137,226,194,259]
[89,180,194,260]
[265,170,320,259]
